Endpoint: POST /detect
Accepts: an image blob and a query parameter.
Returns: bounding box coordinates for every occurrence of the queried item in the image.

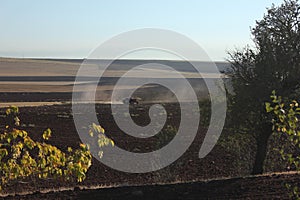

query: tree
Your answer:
[228,0,300,174]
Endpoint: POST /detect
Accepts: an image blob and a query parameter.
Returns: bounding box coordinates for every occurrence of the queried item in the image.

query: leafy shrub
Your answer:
[266,91,300,170]
[266,91,300,199]
[87,122,114,159]
[0,106,112,190]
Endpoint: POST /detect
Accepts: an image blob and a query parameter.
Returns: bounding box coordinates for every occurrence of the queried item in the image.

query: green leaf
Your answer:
[42,128,52,140]
[0,148,8,158]
[6,106,19,116]
[265,102,273,112]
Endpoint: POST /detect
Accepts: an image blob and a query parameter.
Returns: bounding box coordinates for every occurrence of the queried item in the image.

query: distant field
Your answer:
[0,58,229,102]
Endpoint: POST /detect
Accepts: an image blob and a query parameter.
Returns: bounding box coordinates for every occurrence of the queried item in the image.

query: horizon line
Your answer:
[0,56,228,63]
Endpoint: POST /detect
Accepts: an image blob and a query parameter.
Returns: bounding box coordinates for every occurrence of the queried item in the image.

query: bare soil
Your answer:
[0,102,297,199]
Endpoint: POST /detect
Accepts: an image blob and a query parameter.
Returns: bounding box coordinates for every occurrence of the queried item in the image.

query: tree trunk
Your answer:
[251,123,273,175]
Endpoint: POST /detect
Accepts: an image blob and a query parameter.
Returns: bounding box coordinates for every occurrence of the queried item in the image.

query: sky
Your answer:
[0,0,284,61]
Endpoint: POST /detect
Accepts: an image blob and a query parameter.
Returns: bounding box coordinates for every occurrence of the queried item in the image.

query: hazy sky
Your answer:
[0,0,283,61]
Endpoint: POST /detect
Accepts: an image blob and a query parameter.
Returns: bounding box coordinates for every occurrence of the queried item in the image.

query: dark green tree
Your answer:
[228,0,300,174]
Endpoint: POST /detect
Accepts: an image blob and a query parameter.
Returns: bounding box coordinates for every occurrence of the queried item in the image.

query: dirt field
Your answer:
[2,172,300,199]
[0,57,226,101]
[0,103,296,199]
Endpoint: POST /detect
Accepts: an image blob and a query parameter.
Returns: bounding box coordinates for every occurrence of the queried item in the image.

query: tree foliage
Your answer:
[229,0,300,128]
[228,0,300,174]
